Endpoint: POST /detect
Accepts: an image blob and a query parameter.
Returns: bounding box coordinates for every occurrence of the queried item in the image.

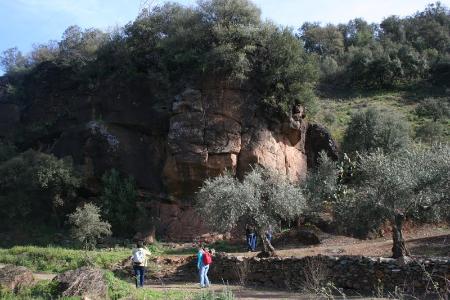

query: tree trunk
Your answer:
[391,213,410,258]
[257,231,276,258]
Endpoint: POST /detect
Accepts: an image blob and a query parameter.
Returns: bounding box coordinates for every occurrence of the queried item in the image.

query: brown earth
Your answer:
[233,225,450,258]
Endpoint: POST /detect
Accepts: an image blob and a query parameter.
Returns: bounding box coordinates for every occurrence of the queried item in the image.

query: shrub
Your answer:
[303,151,340,211]
[342,108,411,154]
[68,203,112,250]
[415,97,450,121]
[100,169,138,236]
[0,150,80,229]
[415,121,446,143]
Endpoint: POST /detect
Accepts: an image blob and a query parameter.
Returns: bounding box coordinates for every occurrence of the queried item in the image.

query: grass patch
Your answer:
[194,288,235,300]
[0,246,130,273]
[105,271,194,300]
[0,280,79,300]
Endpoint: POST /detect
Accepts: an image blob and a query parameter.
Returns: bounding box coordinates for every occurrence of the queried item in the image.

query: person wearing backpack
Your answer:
[131,241,152,288]
[197,245,212,288]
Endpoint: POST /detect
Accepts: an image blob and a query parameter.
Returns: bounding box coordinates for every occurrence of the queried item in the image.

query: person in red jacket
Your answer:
[196,245,212,288]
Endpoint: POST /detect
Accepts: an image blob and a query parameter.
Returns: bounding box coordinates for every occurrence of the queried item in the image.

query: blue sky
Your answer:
[0,0,448,55]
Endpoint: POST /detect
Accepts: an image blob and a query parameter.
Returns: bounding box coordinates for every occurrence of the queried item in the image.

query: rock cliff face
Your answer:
[163,82,309,199]
[0,68,337,240]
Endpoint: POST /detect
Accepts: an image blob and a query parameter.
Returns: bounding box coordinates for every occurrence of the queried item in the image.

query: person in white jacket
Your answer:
[131,241,152,288]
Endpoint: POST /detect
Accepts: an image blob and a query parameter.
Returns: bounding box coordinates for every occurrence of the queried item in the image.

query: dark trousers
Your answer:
[247,233,257,251]
[133,265,145,287]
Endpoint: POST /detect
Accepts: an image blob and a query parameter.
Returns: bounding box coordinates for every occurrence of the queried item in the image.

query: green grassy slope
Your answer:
[314,91,450,145]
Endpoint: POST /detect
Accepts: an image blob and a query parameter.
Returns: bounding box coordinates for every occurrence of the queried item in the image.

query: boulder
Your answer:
[305,123,339,168]
[0,265,34,292]
[53,267,107,300]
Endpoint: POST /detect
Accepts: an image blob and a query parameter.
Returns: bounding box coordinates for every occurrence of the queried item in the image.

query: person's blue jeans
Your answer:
[251,234,257,251]
[133,265,145,288]
[199,264,210,287]
[246,234,253,251]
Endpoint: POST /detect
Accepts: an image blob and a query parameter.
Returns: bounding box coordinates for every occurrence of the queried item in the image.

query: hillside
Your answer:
[315,91,450,143]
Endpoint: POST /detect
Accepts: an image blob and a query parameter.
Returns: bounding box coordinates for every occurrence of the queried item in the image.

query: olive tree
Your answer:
[349,144,449,258]
[68,203,112,250]
[196,167,307,256]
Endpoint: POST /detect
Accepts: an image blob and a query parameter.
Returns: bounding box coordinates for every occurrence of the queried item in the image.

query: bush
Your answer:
[68,203,112,250]
[415,97,450,121]
[0,150,80,229]
[100,169,138,236]
[303,151,340,211]
[342,108,411,154]
[415,121,446,143]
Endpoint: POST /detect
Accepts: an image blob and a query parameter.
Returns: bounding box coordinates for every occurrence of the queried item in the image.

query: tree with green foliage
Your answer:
[0,47,28,73]
[197,167,307,256]
[122,0,319,117]
[0,150,80,229]
[68,203,112,250]
[343,145,450,257]
[342,108,411,154]
[100,169,138,236]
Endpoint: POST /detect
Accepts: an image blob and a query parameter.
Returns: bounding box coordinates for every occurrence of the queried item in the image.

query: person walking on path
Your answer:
[197,245,212,288]
[131,241,152,288]
[245,224,252,251]
[250,225,257,251]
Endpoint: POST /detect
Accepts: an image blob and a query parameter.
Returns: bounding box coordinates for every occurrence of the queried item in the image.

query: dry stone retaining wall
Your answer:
[208,254,450,296]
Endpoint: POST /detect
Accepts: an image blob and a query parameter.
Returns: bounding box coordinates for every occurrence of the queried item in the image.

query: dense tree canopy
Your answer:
[299,2,450,89]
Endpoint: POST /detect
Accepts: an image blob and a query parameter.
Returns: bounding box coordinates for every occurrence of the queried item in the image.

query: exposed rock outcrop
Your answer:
[163,83,309,199]
[53,267,107,300]
[305,123,339,168]
[0,69,337,240]
[0,265,34,292]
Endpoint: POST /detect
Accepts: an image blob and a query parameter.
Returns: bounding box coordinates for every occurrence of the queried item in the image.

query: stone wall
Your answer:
[208,254,449,296]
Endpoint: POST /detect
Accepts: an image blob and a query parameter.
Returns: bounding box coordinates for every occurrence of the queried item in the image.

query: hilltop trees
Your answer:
[197,167,307,256]
[122,0,318,117]
[298,2,450,89]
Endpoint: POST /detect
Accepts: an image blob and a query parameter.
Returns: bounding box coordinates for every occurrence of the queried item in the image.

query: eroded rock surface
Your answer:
[53,267,107,300]
[164,84,309,199]
[0,265,34,292]
[0,70,337,240]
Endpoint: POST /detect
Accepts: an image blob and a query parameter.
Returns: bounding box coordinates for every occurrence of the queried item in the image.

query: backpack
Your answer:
[132,249,145,265]
[202,251,212,265]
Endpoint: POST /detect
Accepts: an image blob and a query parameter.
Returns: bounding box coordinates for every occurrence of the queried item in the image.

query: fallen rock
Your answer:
[53,267,107,300]
[0,265,34,292]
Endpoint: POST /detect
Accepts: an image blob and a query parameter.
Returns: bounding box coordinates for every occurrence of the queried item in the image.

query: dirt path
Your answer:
[145,283,388,300]
[231,225,450,258]
[146,283,307,299]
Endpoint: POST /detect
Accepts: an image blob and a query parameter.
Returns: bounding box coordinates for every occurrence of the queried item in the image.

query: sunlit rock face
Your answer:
[163,82,310,199]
